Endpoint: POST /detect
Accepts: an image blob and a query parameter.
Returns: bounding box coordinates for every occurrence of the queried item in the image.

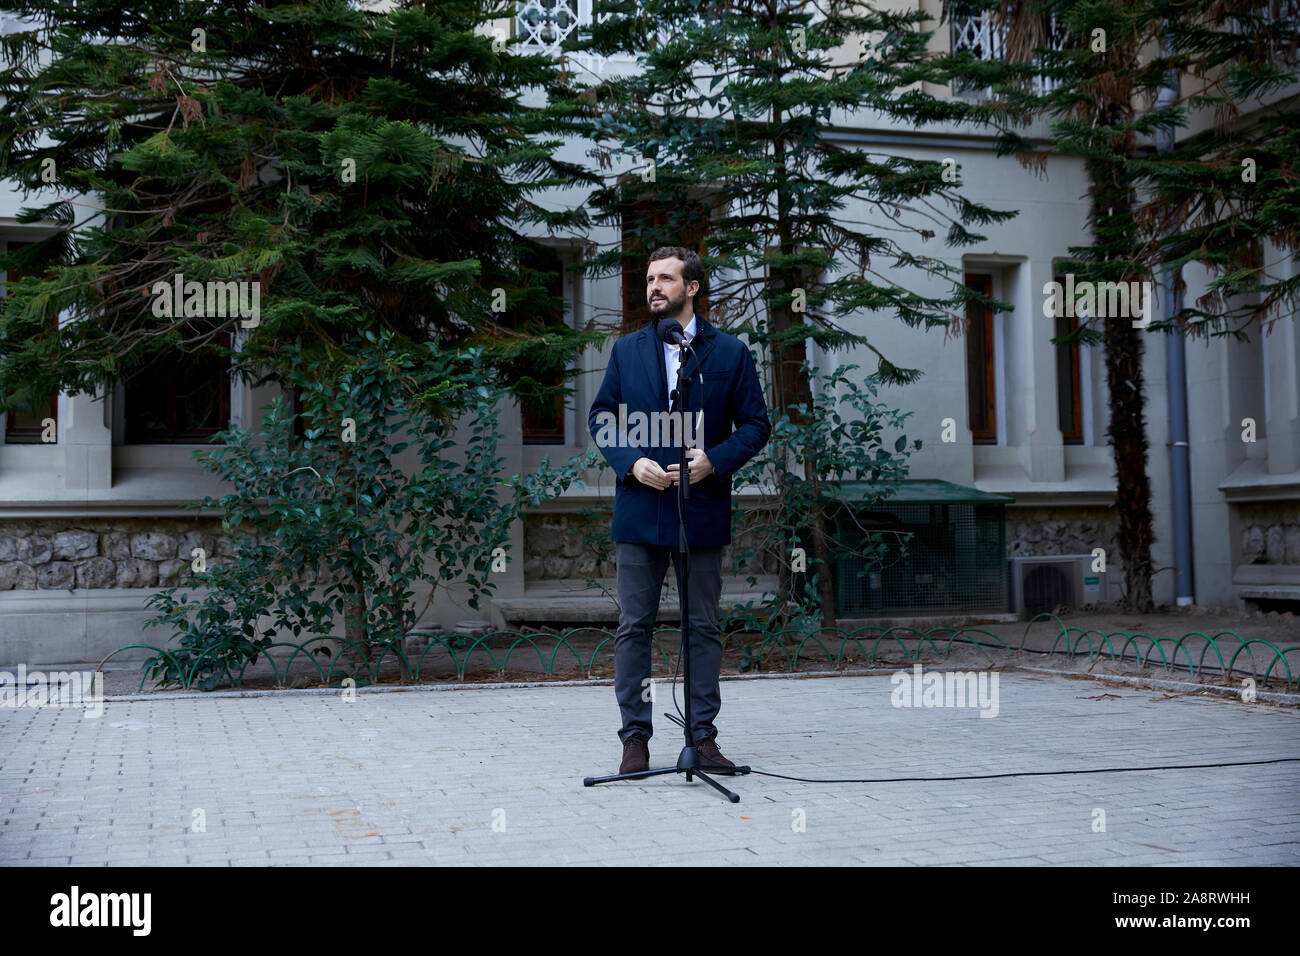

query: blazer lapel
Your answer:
[638,325,668,409]
[680,316,716,383]
[669,316,717,413]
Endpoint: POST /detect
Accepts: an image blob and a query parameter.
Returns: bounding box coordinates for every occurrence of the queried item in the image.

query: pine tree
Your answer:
[555,0,1016,627]
[0,0,599,408]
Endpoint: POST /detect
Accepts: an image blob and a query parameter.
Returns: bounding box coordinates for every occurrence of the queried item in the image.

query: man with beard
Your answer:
[588,246,771,775]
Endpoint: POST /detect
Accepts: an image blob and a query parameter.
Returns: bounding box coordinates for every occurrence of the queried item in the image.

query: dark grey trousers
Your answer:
[613,541,724,745]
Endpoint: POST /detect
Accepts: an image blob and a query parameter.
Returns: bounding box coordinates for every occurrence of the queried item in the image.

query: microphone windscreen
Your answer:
[657,319,685,344]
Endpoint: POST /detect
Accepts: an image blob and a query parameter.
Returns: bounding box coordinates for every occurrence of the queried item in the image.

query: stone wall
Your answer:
[522,512,780,580]
[523,514,611,581]
[0,518,231,591]
[1006,507,1119,559]
[7,504,1131,593]
[1236,502,1300,565]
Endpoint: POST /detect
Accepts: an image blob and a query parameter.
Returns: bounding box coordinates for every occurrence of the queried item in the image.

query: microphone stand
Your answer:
[583,333,747,802]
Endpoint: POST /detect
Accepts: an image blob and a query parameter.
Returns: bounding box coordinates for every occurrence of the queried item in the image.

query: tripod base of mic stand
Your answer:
[583,745,751,803]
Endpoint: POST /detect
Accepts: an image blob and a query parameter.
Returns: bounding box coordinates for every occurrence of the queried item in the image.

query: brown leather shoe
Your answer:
[619,735,650,774]
[696,736,737,775]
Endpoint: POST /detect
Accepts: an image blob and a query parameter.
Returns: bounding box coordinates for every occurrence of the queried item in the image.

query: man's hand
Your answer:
[630,456,672,490]
[667,448,714,485]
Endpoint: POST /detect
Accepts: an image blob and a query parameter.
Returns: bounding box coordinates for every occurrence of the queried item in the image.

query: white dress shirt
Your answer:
[663,313,698,409]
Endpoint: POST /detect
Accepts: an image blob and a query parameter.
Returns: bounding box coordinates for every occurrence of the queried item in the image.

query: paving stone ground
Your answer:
[2,671,1297,866]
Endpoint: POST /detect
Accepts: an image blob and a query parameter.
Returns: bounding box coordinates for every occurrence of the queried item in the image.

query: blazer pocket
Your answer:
[699,370,731,395]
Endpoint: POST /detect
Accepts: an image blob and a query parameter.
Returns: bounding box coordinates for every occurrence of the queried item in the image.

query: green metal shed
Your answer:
[820,480,1015,617]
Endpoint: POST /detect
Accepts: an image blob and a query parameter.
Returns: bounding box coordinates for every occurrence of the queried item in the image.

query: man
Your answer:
[587,246,771,775]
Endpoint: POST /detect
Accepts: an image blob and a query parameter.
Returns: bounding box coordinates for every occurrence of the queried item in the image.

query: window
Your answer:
[3,240,57,444]
[620,194,710,335]
[516,0,603,54]
[519,241,566,445]
[3,395,56,444]
[964,273,996,444]
[950,4,1005,63]
[949,4,1068,96]
[514,1,705,56]
[122,335,231,443]
[1054,275,1083,444]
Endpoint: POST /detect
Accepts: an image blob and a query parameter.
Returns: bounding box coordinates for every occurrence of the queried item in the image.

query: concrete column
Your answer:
[59,389,112,490]
[1024,259,1065,483]
[1264,312,1299,474]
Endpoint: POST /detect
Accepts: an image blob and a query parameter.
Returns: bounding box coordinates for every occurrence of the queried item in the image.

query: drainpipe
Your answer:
[1156,35,1195,607]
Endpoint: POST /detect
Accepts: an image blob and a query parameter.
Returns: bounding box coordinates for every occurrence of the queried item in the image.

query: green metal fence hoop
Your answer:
[319,638,383,685]
[549,627,617,678]
[923,625,957,649]
[1065,629,1098,660]
[187,641,246,690]
[1147,636,1194,676]
[96,644,184,693]
[1227,639,1294,688]
[1062,629,1119,661]
[869,632,915,662]
[797,626,851,669]
[545,636,586,675]
[1115,632,1144,666]
[652,627,683,670]
[948,628,1007,662]
[558,626,615,673]
[496,633,550,675]
[457,632,504,680]
[1090,630,1121,660]
[1133,635,1170,670]
[415,636,460,675]
[369,642,414,681]
[1282,648,1300,691]
[103,616,1295,691]
[793,631,837,669]
[754,629,800,669]
[1021,613,1069,653]
[831,633,868,665]
[876,625,944,661]
[268,639,332,687]
[585,631,617,678]
[1191,634,1229,682]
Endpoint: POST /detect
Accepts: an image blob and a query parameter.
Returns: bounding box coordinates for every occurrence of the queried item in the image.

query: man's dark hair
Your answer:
[647,246,707,314]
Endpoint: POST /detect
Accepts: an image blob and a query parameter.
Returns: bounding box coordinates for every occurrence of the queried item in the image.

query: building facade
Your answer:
[1,2,1297,665]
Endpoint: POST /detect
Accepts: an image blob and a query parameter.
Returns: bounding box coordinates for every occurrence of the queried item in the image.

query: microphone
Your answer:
[656,319,687,346]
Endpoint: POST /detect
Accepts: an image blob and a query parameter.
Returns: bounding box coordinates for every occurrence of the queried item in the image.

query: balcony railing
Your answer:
[514,1,721,61]
[516,0,610,56]
[951,7,1069,96]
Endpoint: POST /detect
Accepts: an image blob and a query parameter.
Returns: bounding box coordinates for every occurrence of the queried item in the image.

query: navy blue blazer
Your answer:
[587,315,771,547]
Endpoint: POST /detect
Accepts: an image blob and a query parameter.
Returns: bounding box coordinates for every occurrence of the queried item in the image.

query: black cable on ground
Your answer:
[742,755,1300,784]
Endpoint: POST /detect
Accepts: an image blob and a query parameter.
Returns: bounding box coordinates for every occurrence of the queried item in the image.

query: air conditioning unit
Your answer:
[1009,555,1115,619]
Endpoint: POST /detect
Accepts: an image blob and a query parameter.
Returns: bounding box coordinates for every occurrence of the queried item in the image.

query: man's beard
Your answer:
[650,291,683,318]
